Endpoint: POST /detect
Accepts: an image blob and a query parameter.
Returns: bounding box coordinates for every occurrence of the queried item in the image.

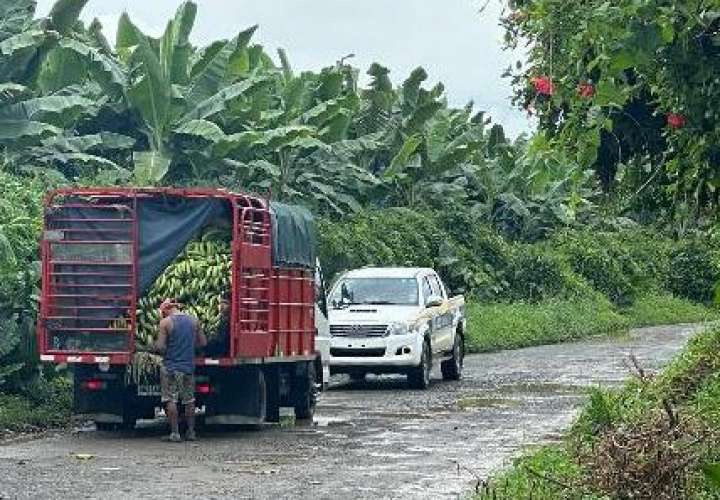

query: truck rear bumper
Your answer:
[86,413,124,424]
[328,333,423,372]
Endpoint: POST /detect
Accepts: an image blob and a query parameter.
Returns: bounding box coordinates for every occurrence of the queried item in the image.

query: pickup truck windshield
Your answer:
[330,278,419,306]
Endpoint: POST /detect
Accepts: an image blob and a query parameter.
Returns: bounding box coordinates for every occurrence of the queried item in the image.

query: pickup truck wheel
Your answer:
[95,421,117,431]
[441,333,464,381]
[408,340,431,390]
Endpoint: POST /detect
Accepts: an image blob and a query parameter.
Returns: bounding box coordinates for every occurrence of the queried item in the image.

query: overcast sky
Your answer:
[36,0,532,136]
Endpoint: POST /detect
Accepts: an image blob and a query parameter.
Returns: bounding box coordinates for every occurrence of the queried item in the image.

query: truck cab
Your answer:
[327,267,465,389]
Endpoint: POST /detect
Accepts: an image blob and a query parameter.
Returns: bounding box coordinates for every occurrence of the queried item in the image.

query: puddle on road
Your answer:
[368,451,415,460]
[362,411,434,420]
[457,397,519,410]
[314,416,350,428]
[495,382,585,396]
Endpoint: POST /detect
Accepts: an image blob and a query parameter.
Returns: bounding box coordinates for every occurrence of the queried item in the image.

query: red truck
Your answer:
[37,187,326,429]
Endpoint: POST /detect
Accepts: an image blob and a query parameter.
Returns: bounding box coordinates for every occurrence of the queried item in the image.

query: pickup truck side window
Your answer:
[422,276,434,302]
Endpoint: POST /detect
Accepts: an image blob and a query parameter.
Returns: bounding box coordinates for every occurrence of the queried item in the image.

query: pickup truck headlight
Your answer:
[387,322,410,336]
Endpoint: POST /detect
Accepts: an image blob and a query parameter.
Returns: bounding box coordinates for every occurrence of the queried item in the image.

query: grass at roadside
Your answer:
[465,295,628,353]
[476,326,720,499]
[465,293,717,354]
[620,293,719,327]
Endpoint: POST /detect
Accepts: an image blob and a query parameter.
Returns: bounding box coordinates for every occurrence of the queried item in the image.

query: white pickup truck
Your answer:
[327,267,466,389]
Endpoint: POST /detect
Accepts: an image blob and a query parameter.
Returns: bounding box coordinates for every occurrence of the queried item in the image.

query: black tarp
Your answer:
[270,201,316,269]
[138,198,228,293]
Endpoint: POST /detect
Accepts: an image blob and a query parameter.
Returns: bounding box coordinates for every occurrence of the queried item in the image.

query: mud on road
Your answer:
[0,324,702,500]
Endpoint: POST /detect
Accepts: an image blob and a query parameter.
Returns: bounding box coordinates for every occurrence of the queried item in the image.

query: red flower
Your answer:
[578,82,595,98]
[666,112,687,129]
[530,76,554,96]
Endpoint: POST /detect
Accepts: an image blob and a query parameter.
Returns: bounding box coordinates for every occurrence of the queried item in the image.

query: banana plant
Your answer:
[0,0,134,181]
[114,1,275,184]
[464,132,596,240]
[380,71,488,207]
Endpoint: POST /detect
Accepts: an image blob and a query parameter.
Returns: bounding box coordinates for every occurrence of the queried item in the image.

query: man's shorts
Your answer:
[160,367,195,405]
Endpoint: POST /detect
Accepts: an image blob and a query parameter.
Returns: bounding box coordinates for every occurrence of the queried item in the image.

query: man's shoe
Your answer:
[185,430,197,441]
[162,433,182,443]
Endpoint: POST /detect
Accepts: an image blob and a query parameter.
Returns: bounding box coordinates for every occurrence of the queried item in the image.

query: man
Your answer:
[155,299,207,442]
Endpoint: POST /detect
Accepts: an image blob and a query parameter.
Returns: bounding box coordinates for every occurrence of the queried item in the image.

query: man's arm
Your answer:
[195,317,208,348]
[154,317,172,354]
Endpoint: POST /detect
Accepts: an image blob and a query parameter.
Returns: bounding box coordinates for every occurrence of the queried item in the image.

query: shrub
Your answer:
[554,231,637,306]
[613,230,673,292]
[317,208,444,281]
[0,376,72,431]
[504,245,589,302]
[666,239,719,303]
[318,208,511,297]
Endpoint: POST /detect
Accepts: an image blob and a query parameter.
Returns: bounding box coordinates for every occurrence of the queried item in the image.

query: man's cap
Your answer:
[159,298,180,315]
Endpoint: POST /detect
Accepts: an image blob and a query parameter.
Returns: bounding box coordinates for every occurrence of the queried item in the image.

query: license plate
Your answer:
[137,384,161,397]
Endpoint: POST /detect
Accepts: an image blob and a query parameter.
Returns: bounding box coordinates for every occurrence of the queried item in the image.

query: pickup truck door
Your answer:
[421,274,453,354]
[421,276,442,354]
[429,274,454,353]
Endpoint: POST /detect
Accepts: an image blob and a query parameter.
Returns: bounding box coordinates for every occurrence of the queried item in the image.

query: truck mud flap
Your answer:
[204,366,267,423]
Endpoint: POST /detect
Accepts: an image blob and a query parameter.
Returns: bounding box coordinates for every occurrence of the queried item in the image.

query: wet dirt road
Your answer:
[0,324,702,500]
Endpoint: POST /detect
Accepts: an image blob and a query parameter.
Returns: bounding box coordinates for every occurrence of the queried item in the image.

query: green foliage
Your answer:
[503,0,720,223]
[0,169,46,391]
[504,245,588,302]
[0,0,600,226]
[667,239,720,303]
[0,376,72,431]
[554,231,639,305]
[476,445,580,500]
[318,208,444,280]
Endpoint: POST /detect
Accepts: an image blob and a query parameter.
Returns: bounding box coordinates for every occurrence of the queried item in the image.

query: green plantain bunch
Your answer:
[135,237,232,349]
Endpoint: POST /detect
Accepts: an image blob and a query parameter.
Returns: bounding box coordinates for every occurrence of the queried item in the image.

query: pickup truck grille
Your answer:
[330,347,386,357]
[330,324,388,337]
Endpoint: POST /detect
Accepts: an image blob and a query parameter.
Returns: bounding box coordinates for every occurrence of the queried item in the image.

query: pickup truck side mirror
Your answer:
[425,295,443,308]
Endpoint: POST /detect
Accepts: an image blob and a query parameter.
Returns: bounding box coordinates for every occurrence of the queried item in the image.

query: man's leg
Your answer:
[160,369,182,442]
[166,401,180,436]
[182,373,196,441]
[184,400,196,441]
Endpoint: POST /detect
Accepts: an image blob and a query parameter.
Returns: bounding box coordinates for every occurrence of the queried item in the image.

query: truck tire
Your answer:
[441,332,464,381]
[294,363,316,420]
[121,415,137,431]
[408,340,431,390]
[95,421,117,431]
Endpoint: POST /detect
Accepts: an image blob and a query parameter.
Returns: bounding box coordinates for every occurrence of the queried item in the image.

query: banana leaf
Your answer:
[48,0,88,34]
[134,151,171,185]
[187,25,257,105]
[0,0,35,42]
